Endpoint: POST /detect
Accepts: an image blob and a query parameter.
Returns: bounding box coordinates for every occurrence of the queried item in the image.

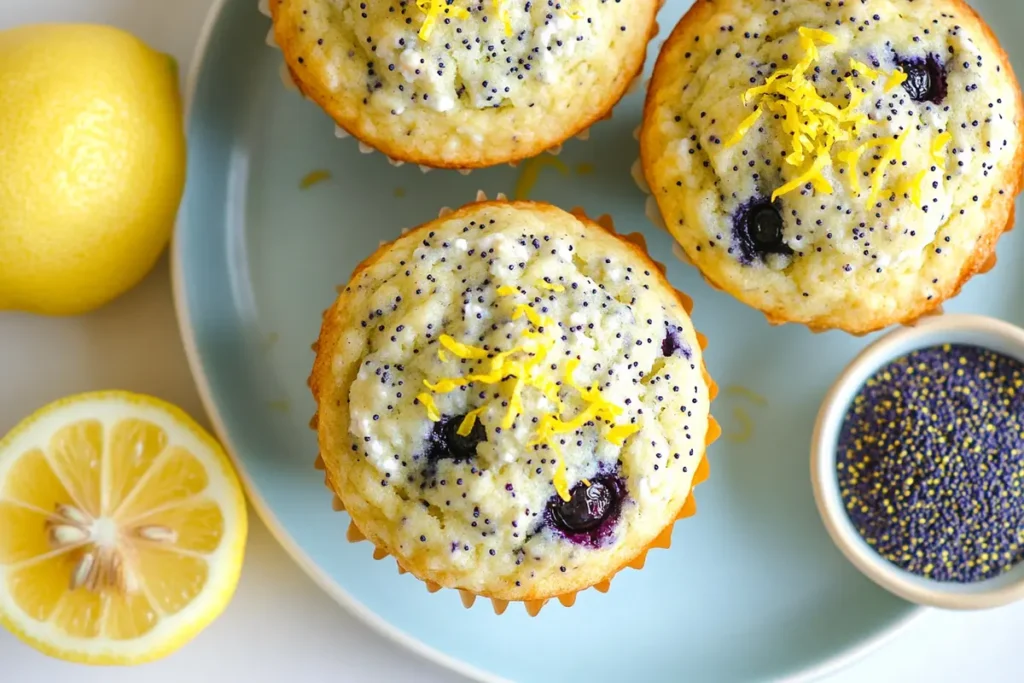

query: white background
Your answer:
[0,0,1022,681]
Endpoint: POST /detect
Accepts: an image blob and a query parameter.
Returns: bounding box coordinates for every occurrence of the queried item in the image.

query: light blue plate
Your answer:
[173,0,1024,680]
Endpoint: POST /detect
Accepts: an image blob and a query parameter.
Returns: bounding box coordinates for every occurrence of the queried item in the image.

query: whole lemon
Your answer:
[0,24,185,315]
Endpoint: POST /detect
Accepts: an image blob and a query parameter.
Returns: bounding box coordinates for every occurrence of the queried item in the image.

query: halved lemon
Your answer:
[0,391,247,665]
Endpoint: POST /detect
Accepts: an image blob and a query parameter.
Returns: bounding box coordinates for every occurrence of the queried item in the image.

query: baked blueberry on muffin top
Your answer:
[310,201,713,603]
[268,0,659,168]
[642,0,1024,334]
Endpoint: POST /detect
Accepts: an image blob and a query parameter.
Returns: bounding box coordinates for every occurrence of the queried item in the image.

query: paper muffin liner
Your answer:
[309,190,720,616]
[259,0,655,172]
[629,137,963,336]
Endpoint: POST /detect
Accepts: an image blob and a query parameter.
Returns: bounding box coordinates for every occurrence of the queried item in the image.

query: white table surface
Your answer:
[1,0,1022,681]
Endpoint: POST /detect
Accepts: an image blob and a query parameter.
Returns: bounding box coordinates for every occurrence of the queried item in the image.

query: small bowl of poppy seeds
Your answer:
[812,314,1024,610]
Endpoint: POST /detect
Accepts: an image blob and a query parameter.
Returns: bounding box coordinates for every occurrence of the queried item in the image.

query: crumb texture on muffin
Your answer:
[642,0,1024,333]
[270,0,658,168]
[311,201,709,599]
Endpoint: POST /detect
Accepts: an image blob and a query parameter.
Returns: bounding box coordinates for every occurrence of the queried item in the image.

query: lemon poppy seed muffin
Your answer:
[269,0,659,169]
[309,200,713,606]
[641,0,1024,334]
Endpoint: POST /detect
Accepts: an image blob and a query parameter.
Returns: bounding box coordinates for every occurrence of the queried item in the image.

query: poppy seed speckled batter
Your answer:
[310,201,715,604]
[269,0,659,168]
[642,0,1024,334]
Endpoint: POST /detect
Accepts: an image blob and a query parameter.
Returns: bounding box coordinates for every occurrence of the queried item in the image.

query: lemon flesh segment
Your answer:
[0,392,247,665]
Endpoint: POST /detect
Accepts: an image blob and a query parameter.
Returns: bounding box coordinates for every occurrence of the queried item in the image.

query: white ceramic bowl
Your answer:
[811,313,1024,610]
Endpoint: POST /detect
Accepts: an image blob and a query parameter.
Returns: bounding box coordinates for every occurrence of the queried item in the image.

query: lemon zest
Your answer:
[538,281,565,292]
[866,135,906,205]
[494,0,513,36]
[416,0,470,41]
[417,393,441,422]
[849,59,880,80]
[894,169,928,208]
[440,334,490,359]
[513,303,543,327]
[419,289,639,502]
[457,406,488,436]
[931,132,952,163]
[885,68,908,92]
[606,423,641,446]
[550,444,569,501]
[771,152,832,202]
[496,285,518,296]
[582,478,591,487]
[728,27,919,204]
[423,377,470,392]
[724,105,763,147]
[299,169,331,189]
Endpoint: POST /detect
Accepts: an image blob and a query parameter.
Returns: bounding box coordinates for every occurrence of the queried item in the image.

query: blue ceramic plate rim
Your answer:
[170,0,927,680]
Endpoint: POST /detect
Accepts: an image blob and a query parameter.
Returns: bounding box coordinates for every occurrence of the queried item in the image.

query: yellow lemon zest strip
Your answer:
[725,106,764,147]
[606,423,641,447]
[423,377,469,393]
[420,287,639,499]
[417,393,441,422]
[866,136,906,205]
[798,26,837,46]
[494,0,513,36]
[932,132,952,163]
[895,169,928,208]
[849,59,880,80]
[549,443,570,502]
[457,406,488,436]
[771,152,832,202]
[730,27,919,204]
[496,285,519,296]
[503,373,526,429]
[538,281,565,292]
[836,145,866,194]
[885,68,908,92]
[440,334,490,359]
[563,358,583,391]
[416,0,470,41]
[513,304,543,327]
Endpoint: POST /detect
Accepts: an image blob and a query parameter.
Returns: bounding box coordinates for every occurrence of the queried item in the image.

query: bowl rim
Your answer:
[811,313,1024,610]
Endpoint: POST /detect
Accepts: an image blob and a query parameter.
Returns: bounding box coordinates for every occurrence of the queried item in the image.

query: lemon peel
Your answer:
[726,27,934,206]
[419,287,641,501]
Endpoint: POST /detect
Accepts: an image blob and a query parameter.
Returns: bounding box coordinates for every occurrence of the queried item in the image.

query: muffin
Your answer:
[267,0,659,169]
[641,0,1024,335]
[309,198,718,614]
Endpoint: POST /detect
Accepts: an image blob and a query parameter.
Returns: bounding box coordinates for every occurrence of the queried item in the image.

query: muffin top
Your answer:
[642,0,1024,334]
[270,0,657,168]
[311,201,710,600]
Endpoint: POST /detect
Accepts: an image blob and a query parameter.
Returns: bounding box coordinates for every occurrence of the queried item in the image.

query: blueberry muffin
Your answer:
[641,0,1024,334]
[267,0,659,169]
[309,199,717,614]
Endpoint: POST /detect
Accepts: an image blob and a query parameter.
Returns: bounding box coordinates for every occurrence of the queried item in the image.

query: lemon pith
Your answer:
[0,392,247,665]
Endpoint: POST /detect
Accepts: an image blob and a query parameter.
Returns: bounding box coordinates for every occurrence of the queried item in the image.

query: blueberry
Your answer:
[897,54,947,104]
[424,414,486,462]
[551,479,617,533]
[731,197,791,264]
[662,323,691,359]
